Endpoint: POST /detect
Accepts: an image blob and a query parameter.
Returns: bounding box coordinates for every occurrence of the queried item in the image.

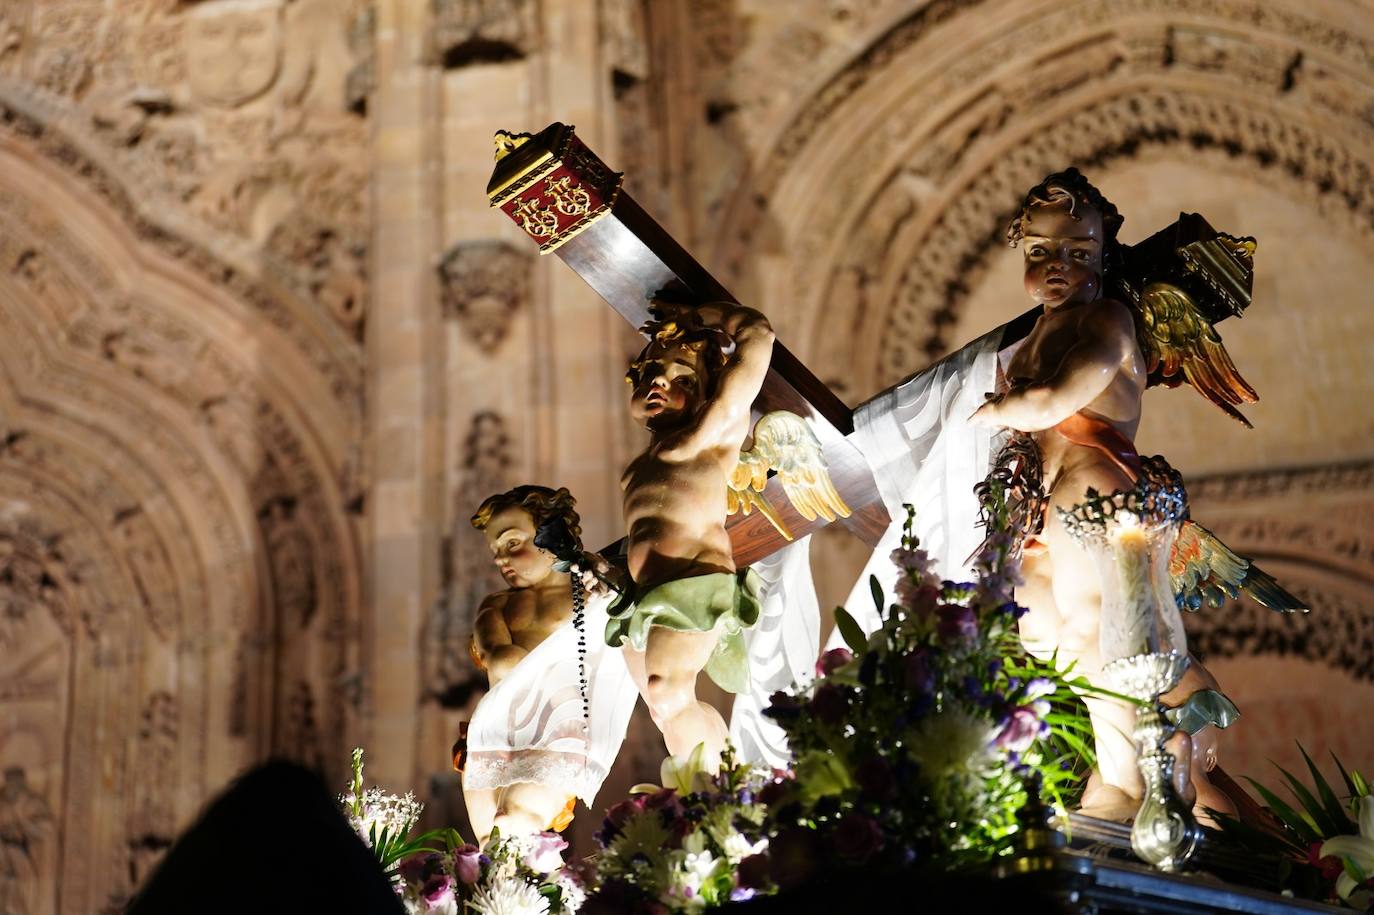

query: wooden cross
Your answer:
[486,123,1030,565]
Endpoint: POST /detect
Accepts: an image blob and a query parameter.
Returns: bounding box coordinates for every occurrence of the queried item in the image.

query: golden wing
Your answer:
[1170,520,1307,614]
[727,411,852,541]
[1138,281,1259,428]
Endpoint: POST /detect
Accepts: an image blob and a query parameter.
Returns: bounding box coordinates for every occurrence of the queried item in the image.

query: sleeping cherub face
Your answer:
[628,342,705,431]
[483,506,555,589]
[1021,202,1104,309]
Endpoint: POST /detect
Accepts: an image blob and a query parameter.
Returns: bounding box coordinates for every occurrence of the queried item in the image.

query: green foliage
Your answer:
[1209,743,1374,905]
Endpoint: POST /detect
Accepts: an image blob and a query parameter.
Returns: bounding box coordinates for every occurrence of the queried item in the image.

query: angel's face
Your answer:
[1021,203,1104,309]
[483,506,555,589]
[629,343,704,431]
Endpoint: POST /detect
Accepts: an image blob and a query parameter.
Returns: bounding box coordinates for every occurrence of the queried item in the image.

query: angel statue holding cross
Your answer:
[970,168,1304,825]
[608,301,850,768]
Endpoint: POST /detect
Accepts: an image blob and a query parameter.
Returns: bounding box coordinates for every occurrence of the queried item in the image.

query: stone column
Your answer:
[366,0,444,791]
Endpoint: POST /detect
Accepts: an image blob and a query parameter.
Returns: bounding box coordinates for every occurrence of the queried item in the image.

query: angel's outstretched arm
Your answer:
[974,301,1137,432]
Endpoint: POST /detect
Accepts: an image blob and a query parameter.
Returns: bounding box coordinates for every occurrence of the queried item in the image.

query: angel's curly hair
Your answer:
[624,308,729,391]
[1007,168,1125,254]
[470,485,582,547]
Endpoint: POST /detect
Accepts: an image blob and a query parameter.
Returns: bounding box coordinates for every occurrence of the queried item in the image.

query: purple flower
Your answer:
[903,650,934,693]
[890,546,934,577]
[833,814,885,863]
[810,684,849,725]
[936,603,977,643]
[993,706,1044,754]
[452,844,482,885]
[816,647,853,677]
[421,873,455,908]
[397,852,438,886]
[523,831,568,873]
[598,795,648,845]
[1024,677,1056,701]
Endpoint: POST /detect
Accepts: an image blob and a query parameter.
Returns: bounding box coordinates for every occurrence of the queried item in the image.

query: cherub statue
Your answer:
[972,169,1302,823]
[460,485,636,843]
[609,300,776,767]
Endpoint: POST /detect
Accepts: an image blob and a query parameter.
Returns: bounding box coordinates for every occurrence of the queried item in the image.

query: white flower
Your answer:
[554,871,585,913]
[659,743,713,794]
[720,832,766,864]
[909,708,996,780]
[468,876,551,915]
[664,848,718,910]
[347,787,423,846]
[1322,795,1374,901]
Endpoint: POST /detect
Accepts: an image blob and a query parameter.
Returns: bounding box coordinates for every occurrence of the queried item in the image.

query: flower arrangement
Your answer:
[339,748,579,914]
[395,831,581,915]
[1211,746,1374,909]
[578,745,774,913]
[340,748,461,880]
[755,507,1096,883]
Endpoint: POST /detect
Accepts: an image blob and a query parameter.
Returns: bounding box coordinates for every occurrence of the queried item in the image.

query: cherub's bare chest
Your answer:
[621,449,725,504]
[1007,313,1079,383]
[502,588,570,642]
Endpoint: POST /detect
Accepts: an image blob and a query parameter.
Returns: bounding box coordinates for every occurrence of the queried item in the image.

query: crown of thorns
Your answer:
[625,313,728,386]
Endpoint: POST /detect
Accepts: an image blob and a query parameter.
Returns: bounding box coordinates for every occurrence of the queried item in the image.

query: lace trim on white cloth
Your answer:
[463,592,637,807]
[463,750,610,804]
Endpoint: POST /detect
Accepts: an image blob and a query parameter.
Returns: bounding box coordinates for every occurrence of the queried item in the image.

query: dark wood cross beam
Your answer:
[486,123,1031,565]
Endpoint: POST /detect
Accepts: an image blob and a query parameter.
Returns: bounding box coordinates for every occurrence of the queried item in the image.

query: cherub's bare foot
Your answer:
[1078,771,1141,823]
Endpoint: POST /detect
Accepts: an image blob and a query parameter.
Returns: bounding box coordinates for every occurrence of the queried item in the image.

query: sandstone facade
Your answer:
[0,1,1371,910]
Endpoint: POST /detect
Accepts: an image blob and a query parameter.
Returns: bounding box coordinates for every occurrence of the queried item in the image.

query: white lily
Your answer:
[654,742,713,795]
[1321,795,1374,901]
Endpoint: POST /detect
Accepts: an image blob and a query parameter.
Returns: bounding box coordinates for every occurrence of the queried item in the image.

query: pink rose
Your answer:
[523,831,568,873]
[422,873,455,909]
[452,844,482,885]
[816,647,853,677]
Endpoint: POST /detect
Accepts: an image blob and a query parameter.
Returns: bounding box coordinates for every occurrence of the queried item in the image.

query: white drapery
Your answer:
[463,591,638,806]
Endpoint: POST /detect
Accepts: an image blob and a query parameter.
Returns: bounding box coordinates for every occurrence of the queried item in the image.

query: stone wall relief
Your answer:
[432,0,537,67]
[425,410,511,707]
[126,690,177,889]
[0,765,55,915]
[437,240,532,353]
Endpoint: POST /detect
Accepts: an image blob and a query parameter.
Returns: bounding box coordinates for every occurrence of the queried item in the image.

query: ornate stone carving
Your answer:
[0,767,54,915]
[267,215,367,337]
[344,4,376,114]
[277,679,324,772]
[425,411,511,705]
[260,496,318,630]
[127,691,177,887]
[183,1,285,109]
[437,240,532,352]
[432,0,537,65]
[113,507,180,642]
[0,517,92,645]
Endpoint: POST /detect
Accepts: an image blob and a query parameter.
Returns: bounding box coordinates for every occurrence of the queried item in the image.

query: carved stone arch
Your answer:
[707,0,1374,399]
[0,80,365,414]
[0,104,364,910]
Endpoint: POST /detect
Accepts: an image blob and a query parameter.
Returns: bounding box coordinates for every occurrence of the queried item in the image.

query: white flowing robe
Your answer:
[463,591,638,807]
[730,327,1006,767]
